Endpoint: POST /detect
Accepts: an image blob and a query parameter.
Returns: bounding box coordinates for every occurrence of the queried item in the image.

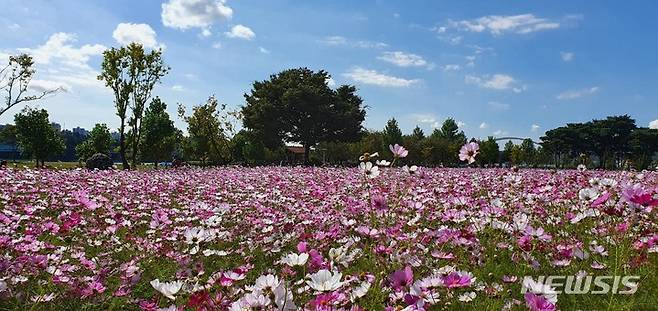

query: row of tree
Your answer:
[1,43,656,169]
[541,115,658,169]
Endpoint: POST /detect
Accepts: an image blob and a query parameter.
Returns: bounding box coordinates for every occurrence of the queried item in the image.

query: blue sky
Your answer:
[1,0,657,140]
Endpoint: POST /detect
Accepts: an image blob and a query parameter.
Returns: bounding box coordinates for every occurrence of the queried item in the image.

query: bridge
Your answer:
[493,137,541,145]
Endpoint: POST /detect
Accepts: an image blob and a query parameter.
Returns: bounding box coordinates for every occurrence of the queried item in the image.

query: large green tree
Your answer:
[14,107,64,167]
[179,96,232,165]
[383,118,403,149]
[98,43,168,169]
[141,97,177,167]
[629,128,658,169]
[478,136,500,166]
[242,68,366,164]
[75,124,113,161]
[1,54,60,117]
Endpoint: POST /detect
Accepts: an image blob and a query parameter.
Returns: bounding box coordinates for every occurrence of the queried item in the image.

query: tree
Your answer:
[14,107,64,167]
[61,129,87,161]
[98,43,168,169]
[383,118,403,148]
[402,126,425,165]
[520,139,536,166]
[141,97,177,167]
[478,136,499,166]
[76,124,113,161]
[503,140,515,164]
[629,128,658,169]
[0,124,17,144]
[242,68,366,164]
[179,96,232,165]
[1,54,60,117]
[411,126,425,140]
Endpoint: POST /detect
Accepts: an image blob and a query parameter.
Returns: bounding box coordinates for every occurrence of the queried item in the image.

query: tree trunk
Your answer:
[303,142,311,166]
[119,119,130,170]
[130,119,140,169]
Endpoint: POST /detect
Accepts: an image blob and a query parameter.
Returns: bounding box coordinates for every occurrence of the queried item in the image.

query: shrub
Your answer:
[85,153,113,170]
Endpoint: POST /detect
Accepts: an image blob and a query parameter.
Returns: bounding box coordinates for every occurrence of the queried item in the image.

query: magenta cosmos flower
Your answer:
[388,266,414,290]
[389,144,409,158]
[441,271,474,288]
[459,142,479,164]
[525,293,557,311]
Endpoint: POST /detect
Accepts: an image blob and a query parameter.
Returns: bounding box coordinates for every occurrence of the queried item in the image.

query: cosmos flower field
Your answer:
[1,164,657,310]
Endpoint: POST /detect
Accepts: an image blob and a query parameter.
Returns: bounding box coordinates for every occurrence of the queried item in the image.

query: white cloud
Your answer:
[343,67,420,87]
[320,36,387,48]
[443,64,461,71]
[561,51,574,62]
[457,121,466,128]
[172,85,185,91]
[211,41,222,49]
[320,36,347,45]
[161,0,232,31]
[649,120,658,129]
[225,24,255,40]
[17,32,106,90]
[258,46,270,54]
[411,113,440,128]
[377,51,427,67]
[487,101,510,111]
[479,122,488,129]
[354,41,388,49]
[449,14,560,35]
[493,129,508,136]
[200,28,212,37]
[30,79,71,93]
[531,124,541,132]
[326,77,336,87]
[112,23,164,49]
[556,86,600,100]
[465,74,524,92]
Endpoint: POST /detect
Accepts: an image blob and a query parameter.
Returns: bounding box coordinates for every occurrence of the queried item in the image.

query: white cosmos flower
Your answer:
[512,213,529,231]
[403,165,419,174]
[254,274,281,292]
[184,227,208,245]
[231,290,271,310]
[350,281,371,301]
[578,188,599,202]
[0,280,6,292]
[376,159,391,166]
[274,283,297,310]
[458,291,476,302]
[150,279,183,300]
[307,269,344,292]
[359,162,380,179]
[281,253,309,267]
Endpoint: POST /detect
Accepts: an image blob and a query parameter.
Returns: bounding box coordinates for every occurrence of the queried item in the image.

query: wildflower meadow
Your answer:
[1,144,657,310]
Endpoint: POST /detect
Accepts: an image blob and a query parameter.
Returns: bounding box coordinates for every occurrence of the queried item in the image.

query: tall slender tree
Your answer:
[98,43,168,169]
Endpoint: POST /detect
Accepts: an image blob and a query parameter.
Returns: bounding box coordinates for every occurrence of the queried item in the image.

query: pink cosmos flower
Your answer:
[389,144,409,158]
[441,271,474,288]
[371,195,388,212]
[524,293,557,311]
[459,142,479,164]
[388,266,414,290]
[622,184,658,208]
